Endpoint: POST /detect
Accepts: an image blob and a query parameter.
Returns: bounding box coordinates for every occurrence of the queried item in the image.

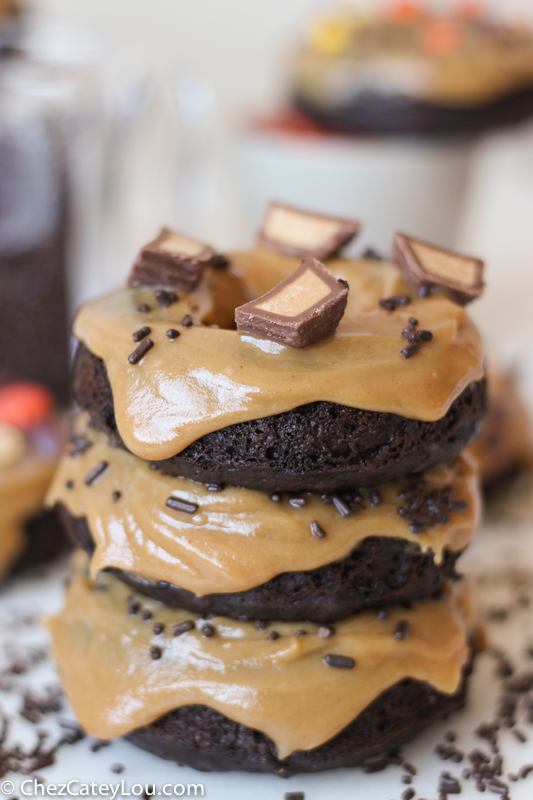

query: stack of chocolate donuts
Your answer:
[47,204,487,776]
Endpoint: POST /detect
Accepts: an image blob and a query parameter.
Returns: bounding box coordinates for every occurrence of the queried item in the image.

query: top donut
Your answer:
[72,203,486,493]
[290,3,533,135]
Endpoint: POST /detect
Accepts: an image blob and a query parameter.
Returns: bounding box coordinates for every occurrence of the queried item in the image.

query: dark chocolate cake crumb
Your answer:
[128,338,154,365]
[166,329,180,340]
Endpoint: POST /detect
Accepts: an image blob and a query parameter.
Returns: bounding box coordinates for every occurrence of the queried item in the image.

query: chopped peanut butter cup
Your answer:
[235,257,348,348]
[258,202,361,260]
[129,227,222,292]
[393,233,484,306]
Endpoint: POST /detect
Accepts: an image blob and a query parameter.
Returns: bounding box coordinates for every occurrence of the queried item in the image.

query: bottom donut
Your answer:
[47,552,479,775]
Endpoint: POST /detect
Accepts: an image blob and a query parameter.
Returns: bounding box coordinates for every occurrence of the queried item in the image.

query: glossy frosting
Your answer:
[47,554,473,757]
[0,452,57,575]
[73,250,484,462]
[293,11,533,107]
[48,415,480,596]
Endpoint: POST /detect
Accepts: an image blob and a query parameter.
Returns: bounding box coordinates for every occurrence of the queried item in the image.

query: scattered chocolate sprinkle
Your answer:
[400,341,420,359]
[166,497,199,515]
[267,631,279,641]
[419,330,433,341]
[310,521,327,539]
[65,480,74,489]
[362,247,383,261]
[90,739,110,752]
[84,460,109,486]
[112,491,121,501]
[127,601,141,616]
[254,620,269,631]
[110,763,124,774]
[201,623,215,638]
[289,497,306,508]
[150,646,162,660]
[270,492,282,503]
[318,626,335,639]
[152,623,165,635]
[324,654,355,669]
[132,326,151,342]
[409,317,418,326]
[128,338,154,365]
[377,609,387,620]
[401,774,412,784]
[332,494,352,517]
[181,314,193,327]
[513,728,527,742]
[445,731,457,743]
[369,490,382,507]
[394,620,410,641]
[171,621,195,638]
[401,787,415,799]
[142,609,153,621]
[321,493,333,504]
[295,630,307,636]
[155,289,178,308]
[380,294,411,311]
[137,303,151,313]
[69,435,93,457]
[206,484,224,492]
[166,328,180,340]
[519,764,533,778]
[438,772,461,794]
[284,793,304,800]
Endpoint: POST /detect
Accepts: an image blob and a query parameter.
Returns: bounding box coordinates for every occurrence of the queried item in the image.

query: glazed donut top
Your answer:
[73,248,484,463]
[292,6,533,107]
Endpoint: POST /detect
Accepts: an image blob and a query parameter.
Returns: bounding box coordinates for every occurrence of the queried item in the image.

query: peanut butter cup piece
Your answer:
[393,233,484,306]
[129,228,220,292]
[258,202,361,260]
[235,257,348,348]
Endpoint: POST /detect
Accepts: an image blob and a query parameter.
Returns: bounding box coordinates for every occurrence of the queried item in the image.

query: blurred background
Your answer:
[2,0,533,377]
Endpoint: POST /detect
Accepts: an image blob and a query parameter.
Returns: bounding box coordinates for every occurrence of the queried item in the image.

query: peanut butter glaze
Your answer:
[0,454,57,575]
[48,415,480,596]
[46,553,473,757]
[73,251,484,462]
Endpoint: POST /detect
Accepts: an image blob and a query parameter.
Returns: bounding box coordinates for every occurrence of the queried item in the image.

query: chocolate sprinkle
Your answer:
[166,328,180,340]
[400,341,420,359]
[69,435,93,457]
[155,289,178,308]
[137,303,151,313]
[172,621,195,637]
[152,623,165,635]
[201,623,215,638]
[65,480,74,489]
[324,654,356,669]
[318,626,335,639]
[84,461,109,486]
[110,763,124,774]
[289,498,306,508]
[181,314,193,327]
[285,794,305,800]
[394,620,410,641]
[267,631,279,641]
[128,338,154,365]
[270,492,282,503]
[166,497,199,515]
[310,521,327,539]
[369,490,382,507]
[332,494,352,517]
[419,330,434,341]
[112,491,121,501]
[150,646,162,660]
[132,326,151,343]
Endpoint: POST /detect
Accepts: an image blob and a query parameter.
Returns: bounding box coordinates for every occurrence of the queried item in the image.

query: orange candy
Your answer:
[420,19,464,56]
[0,383,55,430]
[385,1,425,23]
